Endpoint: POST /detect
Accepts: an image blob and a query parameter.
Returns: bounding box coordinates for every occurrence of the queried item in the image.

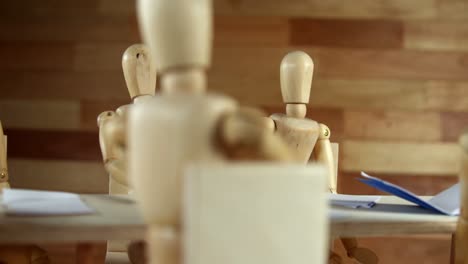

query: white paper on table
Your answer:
[2,189,94,216]
[329,193,381,209]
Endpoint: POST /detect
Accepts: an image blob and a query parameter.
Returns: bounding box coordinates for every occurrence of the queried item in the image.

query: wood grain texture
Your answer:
[8,159,108,193]
[0,43,74,70]
[341,140,459,175]
[98,0,438,18]
[290,19,402,49]
[404,21,468,51]
[440,112,468,142]
[5,129,101,161]
[0,100,80,130]
[215,16,289,47]
[0,15,138,42]
[214,0,437,19]
[0,71,129,100]
[344,110,441,141]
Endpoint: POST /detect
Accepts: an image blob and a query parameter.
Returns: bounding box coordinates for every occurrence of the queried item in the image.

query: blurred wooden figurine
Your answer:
[127,0,302,263]
[97,44,156,261]
[267,51,378,264]
[0,121,50,263]
[97,43,156,196]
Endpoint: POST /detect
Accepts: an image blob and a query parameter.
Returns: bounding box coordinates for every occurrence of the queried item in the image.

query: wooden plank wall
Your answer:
[1,0,467,263]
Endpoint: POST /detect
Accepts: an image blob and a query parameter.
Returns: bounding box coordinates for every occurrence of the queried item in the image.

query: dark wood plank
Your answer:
[290,18,402,49]
[0,71,128,101]
[0,43,74,71]
[4,129,101,161]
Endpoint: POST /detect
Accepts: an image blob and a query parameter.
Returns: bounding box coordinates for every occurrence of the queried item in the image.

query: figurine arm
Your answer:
[97,111,128,186]
[218,107,294,162]
[312,123,336,193]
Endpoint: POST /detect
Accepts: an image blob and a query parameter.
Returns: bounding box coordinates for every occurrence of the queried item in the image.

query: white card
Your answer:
[3,189,94,216]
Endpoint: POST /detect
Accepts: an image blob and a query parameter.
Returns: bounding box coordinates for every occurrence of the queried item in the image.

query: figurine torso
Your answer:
[270,113,319,163]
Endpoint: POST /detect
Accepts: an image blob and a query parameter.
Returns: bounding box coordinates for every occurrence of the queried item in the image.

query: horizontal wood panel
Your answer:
[343,110,441,141]
[0,100,80,130]
[5,129,101,161]
[215,16,289,47]
[290,19,402,49]
[0,71,129,101]
[74,43,131,72]
[8,159,108,193]
[0,16,138,42]
[0,43,74,71]
[215,0,438,19]
[98,0,438,19]
[341,140,459,175]
[404,21,468,51]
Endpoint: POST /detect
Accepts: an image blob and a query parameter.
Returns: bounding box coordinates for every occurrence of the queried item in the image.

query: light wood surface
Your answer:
[342,141,459,175]
[0,195,456,243]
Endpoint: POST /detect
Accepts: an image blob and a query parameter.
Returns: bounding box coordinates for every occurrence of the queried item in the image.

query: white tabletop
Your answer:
[0,195,458,243]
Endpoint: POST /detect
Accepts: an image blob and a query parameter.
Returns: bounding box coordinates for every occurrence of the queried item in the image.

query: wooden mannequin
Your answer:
[0,121,50,263]
[268,51,335,191]
[267,51,378,264]
[128,0,297,264]
[98,43,156,196]
[97,44,156,261]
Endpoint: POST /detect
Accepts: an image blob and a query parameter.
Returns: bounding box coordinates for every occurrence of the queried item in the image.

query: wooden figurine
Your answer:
[126,0,311,263]
[267,51,378,264]
[267,51,336,191]
[456,132,468,264]
[98,43,156,196]
[0,121,50,263]
[97,44,156,261]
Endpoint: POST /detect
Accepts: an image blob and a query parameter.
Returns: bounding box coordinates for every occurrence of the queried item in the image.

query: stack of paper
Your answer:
[2,189,94,216]
[329,193,381,209]
[360,172,460,216]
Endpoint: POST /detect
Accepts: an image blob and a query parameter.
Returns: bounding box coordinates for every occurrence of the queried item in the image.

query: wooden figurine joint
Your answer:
[161,68,206,95]
[318,123,331,140]
[285,104,306,118]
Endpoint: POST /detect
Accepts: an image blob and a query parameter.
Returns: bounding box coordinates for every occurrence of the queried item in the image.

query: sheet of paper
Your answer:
[3,189,94,216]
[329,193,381,209]
[360,172,459,216]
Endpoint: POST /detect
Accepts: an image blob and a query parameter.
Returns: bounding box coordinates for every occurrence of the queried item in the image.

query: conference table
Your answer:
[0,195,458,262]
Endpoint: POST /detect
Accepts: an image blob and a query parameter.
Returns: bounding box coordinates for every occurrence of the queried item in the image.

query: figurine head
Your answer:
[137,0,213,94]
[122,44,156,99]
[280,51,314,118]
